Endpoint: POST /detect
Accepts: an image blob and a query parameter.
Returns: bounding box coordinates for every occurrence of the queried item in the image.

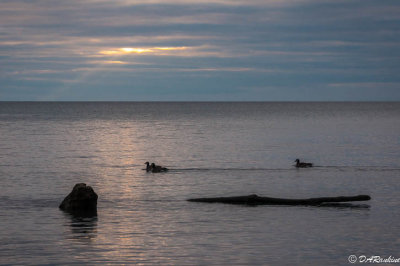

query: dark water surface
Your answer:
[0,102,399,265]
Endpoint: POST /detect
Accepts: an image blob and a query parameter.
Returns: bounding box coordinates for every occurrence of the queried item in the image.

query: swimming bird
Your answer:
[295,159,313,168]
[144,162,152,172]
[150,163,168,173]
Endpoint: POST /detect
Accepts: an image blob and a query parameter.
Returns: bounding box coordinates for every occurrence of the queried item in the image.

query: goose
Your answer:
[295,159,313,168]
[150,163,168,173]
[144,162,152,172]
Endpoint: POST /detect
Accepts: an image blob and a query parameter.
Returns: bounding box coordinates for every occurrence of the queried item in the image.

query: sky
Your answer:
[1,0,400,101]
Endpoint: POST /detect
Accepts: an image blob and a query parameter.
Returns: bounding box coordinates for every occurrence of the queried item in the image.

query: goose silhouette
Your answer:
[295,159,313,168]
[150,163,168,173]
[144,162,152,172]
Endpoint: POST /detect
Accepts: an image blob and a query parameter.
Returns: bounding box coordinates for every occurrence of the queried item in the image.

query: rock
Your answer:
[59,183,98,215]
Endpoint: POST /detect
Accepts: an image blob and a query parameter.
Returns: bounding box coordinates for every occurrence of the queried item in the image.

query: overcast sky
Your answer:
[1,0,400,101]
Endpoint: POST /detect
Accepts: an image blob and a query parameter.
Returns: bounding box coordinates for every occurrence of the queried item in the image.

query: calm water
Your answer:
[0,102,399,265]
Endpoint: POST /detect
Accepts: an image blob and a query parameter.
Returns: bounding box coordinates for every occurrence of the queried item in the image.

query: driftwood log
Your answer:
[187,194,371,206]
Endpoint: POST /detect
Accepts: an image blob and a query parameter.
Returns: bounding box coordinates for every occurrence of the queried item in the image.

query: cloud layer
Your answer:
[1,0,400,100]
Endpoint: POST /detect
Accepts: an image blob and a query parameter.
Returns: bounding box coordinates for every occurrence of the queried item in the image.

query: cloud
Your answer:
[1,0,400,100]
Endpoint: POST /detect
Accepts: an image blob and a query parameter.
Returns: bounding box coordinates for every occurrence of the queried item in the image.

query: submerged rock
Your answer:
[59,183,98,215]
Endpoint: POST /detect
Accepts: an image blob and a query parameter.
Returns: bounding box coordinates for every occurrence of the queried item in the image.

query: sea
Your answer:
[0,102,399,265]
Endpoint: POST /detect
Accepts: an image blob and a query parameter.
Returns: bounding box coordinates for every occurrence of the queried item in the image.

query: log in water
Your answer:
[187,194,371,206]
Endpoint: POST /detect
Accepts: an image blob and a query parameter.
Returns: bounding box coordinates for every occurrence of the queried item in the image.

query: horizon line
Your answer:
[1,100,400,103]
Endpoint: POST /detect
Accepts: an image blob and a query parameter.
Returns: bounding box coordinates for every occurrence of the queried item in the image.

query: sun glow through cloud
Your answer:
[103,60,128,64]
[99,47,188,55]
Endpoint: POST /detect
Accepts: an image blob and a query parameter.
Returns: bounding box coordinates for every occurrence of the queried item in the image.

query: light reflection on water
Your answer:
[64,213,98,243]
[0,102,399,265]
